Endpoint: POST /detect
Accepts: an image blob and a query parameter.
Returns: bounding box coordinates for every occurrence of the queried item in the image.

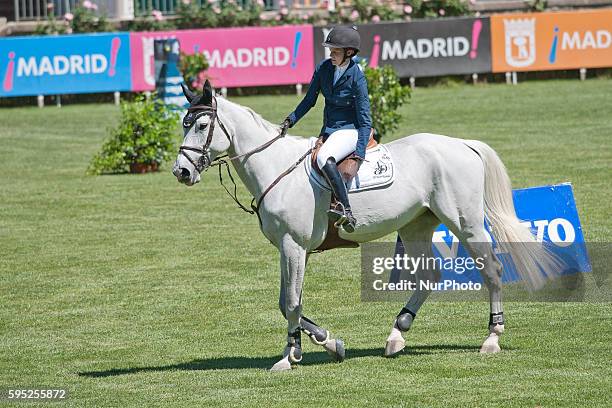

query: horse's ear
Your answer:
[181,83,196,104]
[202,80,213,105]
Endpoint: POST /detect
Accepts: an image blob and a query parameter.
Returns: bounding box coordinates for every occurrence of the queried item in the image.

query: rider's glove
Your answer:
[280,117,293,134]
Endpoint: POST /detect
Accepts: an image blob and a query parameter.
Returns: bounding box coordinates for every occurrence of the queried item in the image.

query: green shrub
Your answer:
[408,0,471,19]
[330,0,401,24]
[88,94,180,175]
[180,51,210,90]
[69,5,113,33]
[361,61,411,141]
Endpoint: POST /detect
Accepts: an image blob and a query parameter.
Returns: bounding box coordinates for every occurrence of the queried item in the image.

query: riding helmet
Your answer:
[322,26,361,53]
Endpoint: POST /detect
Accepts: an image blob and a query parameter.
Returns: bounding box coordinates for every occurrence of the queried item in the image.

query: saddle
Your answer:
[311,129,378,252]
[311,128,378,184]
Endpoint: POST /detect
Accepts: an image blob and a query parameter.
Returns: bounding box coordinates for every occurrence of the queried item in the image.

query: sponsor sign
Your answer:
[314,18,491,77]
[491,9,612,72]
[393,183,590,285]
[0,33,131,97]
[130,25,313,90]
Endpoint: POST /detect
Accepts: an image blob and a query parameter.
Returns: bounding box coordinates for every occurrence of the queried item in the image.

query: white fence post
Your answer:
[37,95,44,108]
[115,0,134,19]
[114,91,121,105]
[296,83,302,96]
[579,68,586,81]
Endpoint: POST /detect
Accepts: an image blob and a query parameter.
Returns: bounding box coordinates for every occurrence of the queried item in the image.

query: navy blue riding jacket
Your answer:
[288,58,372,159]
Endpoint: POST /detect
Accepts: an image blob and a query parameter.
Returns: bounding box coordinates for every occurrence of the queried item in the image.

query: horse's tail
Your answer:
[464,140,560,289]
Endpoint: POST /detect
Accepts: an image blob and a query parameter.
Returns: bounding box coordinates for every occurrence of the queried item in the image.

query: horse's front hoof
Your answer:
[324,338,345,362]
[384,338,405,357]
[479,333,501,354]
[270,356,293,372]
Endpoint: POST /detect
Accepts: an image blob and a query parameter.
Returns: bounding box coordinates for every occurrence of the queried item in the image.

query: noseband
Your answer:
[179,96,231,174]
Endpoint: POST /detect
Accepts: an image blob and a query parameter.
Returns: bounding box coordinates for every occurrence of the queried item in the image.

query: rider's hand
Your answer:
[280,117,292,133]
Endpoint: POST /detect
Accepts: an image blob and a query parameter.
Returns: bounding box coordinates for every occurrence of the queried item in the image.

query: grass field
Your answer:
[1,79,611,407]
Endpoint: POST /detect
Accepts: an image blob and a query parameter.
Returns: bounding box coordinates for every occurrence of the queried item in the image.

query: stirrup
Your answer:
[327,202,355,232]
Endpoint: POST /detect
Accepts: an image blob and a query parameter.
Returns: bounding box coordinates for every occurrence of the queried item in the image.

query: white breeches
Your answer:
[316,129,359,170]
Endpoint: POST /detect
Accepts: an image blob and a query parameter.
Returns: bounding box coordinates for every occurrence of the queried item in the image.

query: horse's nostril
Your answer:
[180,168,191,180]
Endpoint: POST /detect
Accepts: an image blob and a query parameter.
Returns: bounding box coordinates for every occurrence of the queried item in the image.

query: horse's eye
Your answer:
[198,123,207,132]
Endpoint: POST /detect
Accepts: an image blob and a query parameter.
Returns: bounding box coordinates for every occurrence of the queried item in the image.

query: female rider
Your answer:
[281,26,372,233]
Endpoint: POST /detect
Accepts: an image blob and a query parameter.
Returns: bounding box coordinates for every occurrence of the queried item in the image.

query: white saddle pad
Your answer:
[306,138,395,193]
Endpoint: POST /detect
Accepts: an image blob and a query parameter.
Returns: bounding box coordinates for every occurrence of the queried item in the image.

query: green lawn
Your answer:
[0,79,610,407]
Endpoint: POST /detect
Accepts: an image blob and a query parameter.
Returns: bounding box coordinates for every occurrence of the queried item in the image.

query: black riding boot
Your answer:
[321,157,356,232]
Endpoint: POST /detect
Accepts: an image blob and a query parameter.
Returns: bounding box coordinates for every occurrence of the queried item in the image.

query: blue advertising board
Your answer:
[393,183,591,285]
[0,33,131,97]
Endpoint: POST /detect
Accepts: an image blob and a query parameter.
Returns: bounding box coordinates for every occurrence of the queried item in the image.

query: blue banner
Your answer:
[1,33,131,97]
[393,183,591,285]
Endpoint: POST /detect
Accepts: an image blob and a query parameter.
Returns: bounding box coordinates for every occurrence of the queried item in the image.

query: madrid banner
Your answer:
[314,18,492,77]
[0,33,131,97]
[491,9,612,72]
[130,25,314,90]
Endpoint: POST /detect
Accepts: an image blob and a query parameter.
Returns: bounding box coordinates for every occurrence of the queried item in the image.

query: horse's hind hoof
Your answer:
[324,338,345,362]
[270,356,293,372]
[384,338,406,357]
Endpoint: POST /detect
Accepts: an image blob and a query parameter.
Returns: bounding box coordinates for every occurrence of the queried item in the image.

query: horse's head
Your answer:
[172,80,231,186]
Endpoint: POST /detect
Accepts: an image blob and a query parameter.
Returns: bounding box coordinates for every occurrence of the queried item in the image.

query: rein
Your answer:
[179,97,312,223]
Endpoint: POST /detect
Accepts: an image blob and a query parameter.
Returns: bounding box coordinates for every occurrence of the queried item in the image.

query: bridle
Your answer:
[177,95,313,222]
[178,96,231,174]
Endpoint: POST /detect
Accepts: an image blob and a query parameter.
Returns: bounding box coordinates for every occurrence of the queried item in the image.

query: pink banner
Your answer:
[130,25,313,90]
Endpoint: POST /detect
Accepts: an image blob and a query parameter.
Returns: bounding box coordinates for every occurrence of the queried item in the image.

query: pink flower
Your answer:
[260,13,268,20]
[91,3,98,10]
[182,0,191,4]
[350,10,359,21]
[439,9,445,16]
[207,0,214,2]
[302,14,309,20]
[213,6,221,13]
[46,2,54,10]
[64,12,74,21]
[403,5,412,14]
[279,0,286,6]
[470,0,476,3]
[152,9,163,21]
[275,15,281,21]
[372,15,380,23]
[280,7,289,15]
[307,11,313,17]
[257,0,265,6]
[82,0,93,9]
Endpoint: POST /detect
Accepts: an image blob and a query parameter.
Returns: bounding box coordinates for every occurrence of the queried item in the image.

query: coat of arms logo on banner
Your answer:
[503,18,536,67]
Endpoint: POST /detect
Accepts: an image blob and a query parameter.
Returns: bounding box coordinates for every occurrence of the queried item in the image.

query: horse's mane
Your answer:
[221,97,281,135]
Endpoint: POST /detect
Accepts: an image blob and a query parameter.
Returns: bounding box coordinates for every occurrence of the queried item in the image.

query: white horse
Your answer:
[173,82,558,371]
